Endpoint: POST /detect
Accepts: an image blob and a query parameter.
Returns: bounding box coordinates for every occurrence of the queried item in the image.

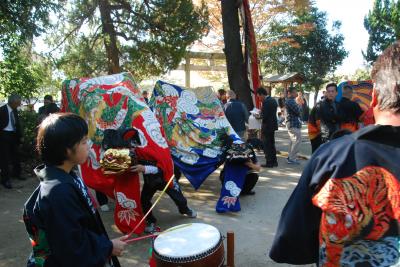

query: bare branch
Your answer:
[45,5,97,54]
[113,0,172,33]
[89,24,103,50]
[46,22,85,54]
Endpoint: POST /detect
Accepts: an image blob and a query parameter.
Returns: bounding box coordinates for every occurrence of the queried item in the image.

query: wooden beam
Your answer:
[186,51,225,60]
[177,64,227,72]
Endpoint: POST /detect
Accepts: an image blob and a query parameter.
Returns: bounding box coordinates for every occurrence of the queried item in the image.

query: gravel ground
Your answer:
[0,126,316,267]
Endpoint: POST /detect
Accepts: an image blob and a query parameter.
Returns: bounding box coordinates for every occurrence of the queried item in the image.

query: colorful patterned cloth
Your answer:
[337,80,374,127]
[150,80,242,189]
[61,72,174,234]
[150,81,249,212]
[216,162,249,213]
[336,81,373,111]
[270,125,400,266]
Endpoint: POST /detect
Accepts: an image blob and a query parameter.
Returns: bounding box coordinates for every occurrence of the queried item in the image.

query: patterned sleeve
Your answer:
[312,179,355,266]
[308,105,321,140]
[311,166,400,267]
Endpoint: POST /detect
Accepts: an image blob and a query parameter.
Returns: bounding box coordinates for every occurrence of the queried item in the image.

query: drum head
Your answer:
[153,223,221,258]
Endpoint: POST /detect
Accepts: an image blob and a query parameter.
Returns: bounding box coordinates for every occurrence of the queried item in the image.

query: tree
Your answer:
[49,0,209,79]
[0,0,59,46]
[0,43,40,100]
[0,40,59,101]
[221,0,253,109]
[208,0,311,109]
[350,68,371,81]
[260,7,348,102]
[364,0,400,63]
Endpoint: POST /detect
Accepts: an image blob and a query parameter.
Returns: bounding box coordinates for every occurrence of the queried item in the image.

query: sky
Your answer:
[314,0,374,75]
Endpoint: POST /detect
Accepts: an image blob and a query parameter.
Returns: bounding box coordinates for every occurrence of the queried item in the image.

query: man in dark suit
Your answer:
[224,90,249,139]
[38,95,60,123]
[257,87,278,168]
[0,94,22,188]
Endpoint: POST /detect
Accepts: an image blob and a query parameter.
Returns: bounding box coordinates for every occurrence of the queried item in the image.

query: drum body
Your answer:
[153,223,225,267]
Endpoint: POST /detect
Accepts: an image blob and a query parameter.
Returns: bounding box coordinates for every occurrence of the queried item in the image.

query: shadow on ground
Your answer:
[0,126,315,267]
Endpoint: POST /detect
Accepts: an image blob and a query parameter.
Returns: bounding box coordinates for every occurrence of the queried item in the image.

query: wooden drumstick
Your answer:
[124,223,193,244]
[125,174,175,238]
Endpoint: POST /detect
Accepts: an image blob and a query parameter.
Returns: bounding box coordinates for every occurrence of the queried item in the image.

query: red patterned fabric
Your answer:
[61,72,174,234]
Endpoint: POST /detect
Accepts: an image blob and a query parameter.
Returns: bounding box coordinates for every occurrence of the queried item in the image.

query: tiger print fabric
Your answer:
[312,166,400,267]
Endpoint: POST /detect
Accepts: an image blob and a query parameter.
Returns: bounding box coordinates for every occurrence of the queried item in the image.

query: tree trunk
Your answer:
[98,0,122,74]
[221,0,253,110]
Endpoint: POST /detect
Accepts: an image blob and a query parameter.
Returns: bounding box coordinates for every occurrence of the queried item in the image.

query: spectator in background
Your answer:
[277,92,286,124]
[142,90,149,105]
[308,83,341,152]
[0,94,23,188]
[285,87,302,165]
[320,90,327,101]
[256,87,278,168]
[217,89,227,105]
[296,91,309,122]
[270,39,400,267]
[224,90,249,139]
[338,85,364,132]
[38,95,59,122]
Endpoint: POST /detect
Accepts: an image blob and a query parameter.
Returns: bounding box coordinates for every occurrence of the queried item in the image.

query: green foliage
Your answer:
[57,36,108,78]
[260,7,348,92]
[0,43,41,100]
[0,0,60,46]
[364,0,400,63]
[0,40,59,102]
[52,0,209,80]
[350,68,371,81]
[19,110,39,158]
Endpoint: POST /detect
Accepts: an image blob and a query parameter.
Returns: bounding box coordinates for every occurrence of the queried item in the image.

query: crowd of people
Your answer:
[0,40,398,266]
[219,41,399,266]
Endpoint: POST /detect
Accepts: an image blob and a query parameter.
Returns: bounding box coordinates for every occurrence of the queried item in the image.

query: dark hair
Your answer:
[8,93,21,104]
[256,87,267,96]
[218,89,226,96]
[36,113,88,165]
[44,95,53,101]
[371,40,400,113]
[288,87,297,94]
[326,83,338,91]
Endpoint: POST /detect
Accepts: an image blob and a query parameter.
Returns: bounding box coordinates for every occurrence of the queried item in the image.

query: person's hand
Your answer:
[130,164,145,173]
[111,235,128,256]
[244,161,253,168]
[245,161,261,172]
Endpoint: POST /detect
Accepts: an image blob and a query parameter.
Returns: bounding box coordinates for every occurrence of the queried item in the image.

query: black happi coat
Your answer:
[269,125,400,265]
[24,165,120,267]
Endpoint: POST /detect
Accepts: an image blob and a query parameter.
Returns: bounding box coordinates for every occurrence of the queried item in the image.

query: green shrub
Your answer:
[18,110,39,159]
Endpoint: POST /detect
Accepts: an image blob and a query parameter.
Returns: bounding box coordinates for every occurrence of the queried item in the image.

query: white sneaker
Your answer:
[100,204,110,212]
[183,207,197,218]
